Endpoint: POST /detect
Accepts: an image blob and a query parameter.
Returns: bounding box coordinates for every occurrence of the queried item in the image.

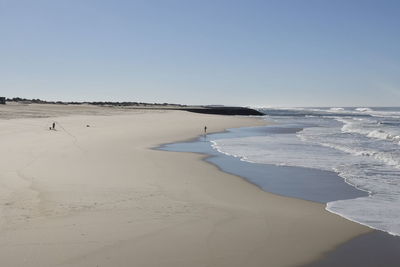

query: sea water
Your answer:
[211,107,400,236]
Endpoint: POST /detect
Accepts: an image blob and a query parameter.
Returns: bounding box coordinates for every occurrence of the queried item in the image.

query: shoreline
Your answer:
[159,125,367,203]
[160,123,400,266]
[0,105,371,266]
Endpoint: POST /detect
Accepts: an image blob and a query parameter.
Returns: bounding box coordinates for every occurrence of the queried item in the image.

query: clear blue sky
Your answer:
[1,0,399,106]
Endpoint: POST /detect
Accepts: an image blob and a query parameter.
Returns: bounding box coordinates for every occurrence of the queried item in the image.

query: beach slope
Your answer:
[0,106,370,266]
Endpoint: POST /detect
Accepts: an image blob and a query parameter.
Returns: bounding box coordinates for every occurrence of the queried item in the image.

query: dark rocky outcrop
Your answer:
[182,106,264,116]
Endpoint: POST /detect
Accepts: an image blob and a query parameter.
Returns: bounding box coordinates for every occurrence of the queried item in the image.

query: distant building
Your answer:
[0,97,5,104]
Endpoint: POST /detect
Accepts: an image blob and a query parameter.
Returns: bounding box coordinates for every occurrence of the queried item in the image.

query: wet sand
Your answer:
[305,231,400,267]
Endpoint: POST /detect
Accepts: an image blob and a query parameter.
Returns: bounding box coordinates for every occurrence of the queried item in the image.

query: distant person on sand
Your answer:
[52,122,56,130]
[204,126,207,134]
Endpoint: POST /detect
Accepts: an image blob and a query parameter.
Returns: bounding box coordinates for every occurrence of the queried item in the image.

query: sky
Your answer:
[1,0,399,107]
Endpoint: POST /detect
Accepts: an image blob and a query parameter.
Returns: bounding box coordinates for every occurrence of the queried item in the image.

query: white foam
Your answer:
[330,107,345,111]
[355,107,373,112]
[367,130,400,142]
[212,108,400,236]
[327,196,400,236]
[336,117,400,146]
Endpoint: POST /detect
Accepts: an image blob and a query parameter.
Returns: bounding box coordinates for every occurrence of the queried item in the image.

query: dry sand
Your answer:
[0,104,370,266]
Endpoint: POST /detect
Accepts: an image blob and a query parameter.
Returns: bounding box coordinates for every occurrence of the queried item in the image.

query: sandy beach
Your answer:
[0,104,370,267]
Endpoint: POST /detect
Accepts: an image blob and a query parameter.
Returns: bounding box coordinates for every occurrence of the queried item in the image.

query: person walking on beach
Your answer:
[52,122,56,130]
[204,126,207,134]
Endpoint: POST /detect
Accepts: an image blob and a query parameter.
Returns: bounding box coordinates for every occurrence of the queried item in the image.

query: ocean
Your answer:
[211,107,400,236]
